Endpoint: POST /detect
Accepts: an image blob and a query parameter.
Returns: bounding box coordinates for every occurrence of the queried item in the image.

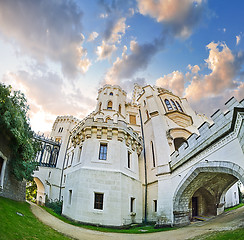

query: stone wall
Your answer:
[0,161,26,201]
[0,134,26,201]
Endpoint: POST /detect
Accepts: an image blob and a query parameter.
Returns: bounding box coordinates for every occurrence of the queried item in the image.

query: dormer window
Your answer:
[165,99,173,111]
[170,100,178,110]
[107,101,112,110]
[109,92,113,96]
[176,101,183,112]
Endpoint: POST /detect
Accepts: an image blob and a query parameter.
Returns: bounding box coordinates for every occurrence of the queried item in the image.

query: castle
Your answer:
[33,84,244,226]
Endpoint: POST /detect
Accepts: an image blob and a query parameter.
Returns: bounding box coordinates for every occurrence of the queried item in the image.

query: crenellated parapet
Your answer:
[52,115,79,132]
[170,97,244,171]
[70,117,143,155]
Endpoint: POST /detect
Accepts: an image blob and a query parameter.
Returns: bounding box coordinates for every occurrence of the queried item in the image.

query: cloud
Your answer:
[96,41,117,60]
[156,71,185,96]
[104,38,165,84]
[88,32,99,42]
[104,17,128,44]
[0,0,90,77]
[185,42,243,101]
[236,35,241,46]
[154,41,244,116]
[137,0,205,38]
[2,66,96,132]
[188,64,200,74]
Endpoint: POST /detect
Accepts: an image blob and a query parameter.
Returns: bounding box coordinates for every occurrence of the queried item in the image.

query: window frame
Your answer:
[94,192,104,210]
[99,143,108,160]
[129,114,137,125]
[164,99,173,111]
[69,189,72,205]
[153,200,157,212]
[128,151,131,169]
[170,99,178,110]
[130,197,135,213]
[151,141,156,168]
[107,101,113,110]
[176,101,183,112]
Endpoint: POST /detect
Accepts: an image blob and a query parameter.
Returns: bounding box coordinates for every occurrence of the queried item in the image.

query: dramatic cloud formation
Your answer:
[137,0,205,38]
[0,0,90,77]
[185,42,243,100]
[107,17,128,43]
[2,66,96,132]
[156,71,185,96]
[96,41,117,60]
[104,38,165,84]
[156,41,244,115]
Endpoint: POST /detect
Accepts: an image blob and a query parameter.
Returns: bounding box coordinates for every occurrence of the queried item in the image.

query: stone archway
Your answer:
[34,177,45,205]
[173,161,244,226]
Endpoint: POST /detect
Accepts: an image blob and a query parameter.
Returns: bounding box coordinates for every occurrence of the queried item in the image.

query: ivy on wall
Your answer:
[0,83,39,181]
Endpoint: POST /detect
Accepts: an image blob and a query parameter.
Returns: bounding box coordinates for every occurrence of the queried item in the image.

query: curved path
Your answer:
[30,203,244,240]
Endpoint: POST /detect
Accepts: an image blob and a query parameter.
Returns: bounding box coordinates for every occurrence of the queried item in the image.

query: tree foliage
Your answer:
[0,83,39,181]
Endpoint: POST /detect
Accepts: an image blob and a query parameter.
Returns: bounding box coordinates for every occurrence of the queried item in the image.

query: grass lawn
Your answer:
[224,203,244,212]
[0,197,70,240]
[192,228,244,240]
[43,206,175,234]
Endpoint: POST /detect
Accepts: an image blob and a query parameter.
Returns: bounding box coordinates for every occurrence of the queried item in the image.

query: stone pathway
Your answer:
[30,203,244,240]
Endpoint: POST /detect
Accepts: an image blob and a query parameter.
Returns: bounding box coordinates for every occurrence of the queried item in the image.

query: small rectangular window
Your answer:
[70,151,74,166]
[94,193,104,210]
[65,154,69,168]
[78,146,82,162]
[129,115,136,125]
[55,137,61,143]
[153,200,157,212]
[99,143,107,160]
[130,197,135,212]
[128,151,131,168]
[69,190,72,205]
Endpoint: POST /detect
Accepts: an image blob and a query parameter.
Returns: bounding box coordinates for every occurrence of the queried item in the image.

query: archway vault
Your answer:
[34,177,45,205]
[173,161,244,226]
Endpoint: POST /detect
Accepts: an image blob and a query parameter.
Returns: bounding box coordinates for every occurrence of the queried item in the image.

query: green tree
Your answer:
[0,83,38,181]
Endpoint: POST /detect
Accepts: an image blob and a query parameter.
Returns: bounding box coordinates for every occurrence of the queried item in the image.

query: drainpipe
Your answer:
[139,108,148,224]
[59,134,71,201]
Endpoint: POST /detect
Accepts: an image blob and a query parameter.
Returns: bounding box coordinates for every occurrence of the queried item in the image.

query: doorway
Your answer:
[192,197,198,216]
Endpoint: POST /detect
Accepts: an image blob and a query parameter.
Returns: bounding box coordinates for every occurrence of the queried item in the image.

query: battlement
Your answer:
[170,97,244,171]
[70,116,142,155]
[98,84,127,96]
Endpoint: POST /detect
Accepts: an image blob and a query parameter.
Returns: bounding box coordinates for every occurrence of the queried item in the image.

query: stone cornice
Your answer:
[71,118,143,155]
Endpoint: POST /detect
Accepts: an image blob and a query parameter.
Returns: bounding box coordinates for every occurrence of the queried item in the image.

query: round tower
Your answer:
[95,85,127,122]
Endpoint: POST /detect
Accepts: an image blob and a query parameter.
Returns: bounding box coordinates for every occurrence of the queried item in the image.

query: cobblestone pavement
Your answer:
[30,203,244,240]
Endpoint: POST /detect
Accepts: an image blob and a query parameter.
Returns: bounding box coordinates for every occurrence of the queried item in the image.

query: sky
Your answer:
[0,0,244,134]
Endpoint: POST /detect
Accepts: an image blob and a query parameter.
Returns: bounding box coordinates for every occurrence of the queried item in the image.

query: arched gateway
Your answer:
[173,161,244,225]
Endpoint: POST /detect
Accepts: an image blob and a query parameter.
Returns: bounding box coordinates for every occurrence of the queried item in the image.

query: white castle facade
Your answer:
[33,84,244,227]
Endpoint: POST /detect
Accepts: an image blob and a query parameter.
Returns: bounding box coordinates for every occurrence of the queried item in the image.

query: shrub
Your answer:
[45,199,63,215]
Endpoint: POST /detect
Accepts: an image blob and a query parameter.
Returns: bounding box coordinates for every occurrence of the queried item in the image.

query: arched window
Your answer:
[170,100,178,110]
[105,117,111,122]
[146,110,150,120]
[118,104,121,114]
[174,138,187,151]
[107,101,112,110]
[176,101,183,112]
[165,99,173,111]
[109,92,113,96]
[151,142,156,168]
[98,102,102,111]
